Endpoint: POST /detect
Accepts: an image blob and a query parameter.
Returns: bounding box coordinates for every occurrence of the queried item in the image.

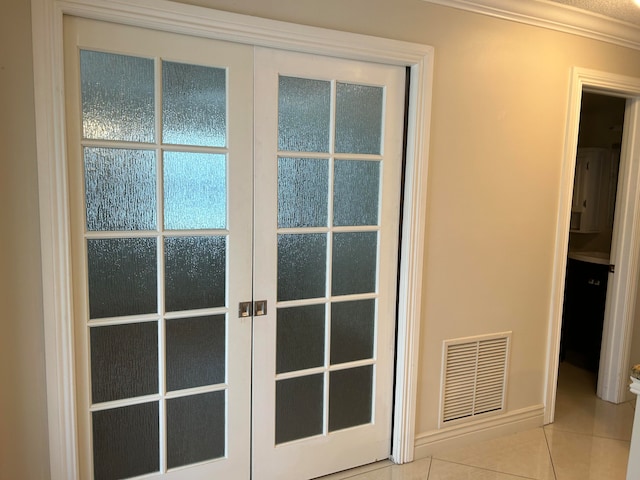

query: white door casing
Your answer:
[31,1,434,478]
[546,67,640,422]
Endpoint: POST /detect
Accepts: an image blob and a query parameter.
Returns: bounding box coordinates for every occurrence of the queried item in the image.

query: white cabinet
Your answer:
[570,148,618,233]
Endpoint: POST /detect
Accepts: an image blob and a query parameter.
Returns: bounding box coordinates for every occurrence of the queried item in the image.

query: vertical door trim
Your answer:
[31,1,434,477]
[545,67,640,424]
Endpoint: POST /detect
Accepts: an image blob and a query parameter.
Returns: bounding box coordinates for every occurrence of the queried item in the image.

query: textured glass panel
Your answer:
[332,232,377,296]
[277,304,325,374]
[335,83,383,154]
[166,315,225,391]
[333,160,380,227]
[162,61,226,147]
[87,238,157,319]
[84,147,156,231]
[164,152,226,230]
[330,299,375,365]
[92,402,159,480]
[167,391,225,469]
[329,366,373,432]
[165,236,226,312]
[278,76,330,153]
[278,157,328,228]
[81,50,154,142]
[90,322,158,403]
[276,374,324,444]
[278,234,326,301]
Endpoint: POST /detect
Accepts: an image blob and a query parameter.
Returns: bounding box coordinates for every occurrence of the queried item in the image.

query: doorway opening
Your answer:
[546,68,640,426]
[559,92,626,396]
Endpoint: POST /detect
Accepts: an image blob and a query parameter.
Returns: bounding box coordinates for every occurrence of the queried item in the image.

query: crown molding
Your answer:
[423,0,640,50]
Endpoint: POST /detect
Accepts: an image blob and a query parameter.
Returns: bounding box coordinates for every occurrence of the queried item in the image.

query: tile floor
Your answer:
[320,362,634,480]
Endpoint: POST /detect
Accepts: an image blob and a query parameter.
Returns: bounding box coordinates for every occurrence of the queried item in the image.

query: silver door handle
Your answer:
[239,301,253,318]
[239,300,267,317]
[255,300,267,316]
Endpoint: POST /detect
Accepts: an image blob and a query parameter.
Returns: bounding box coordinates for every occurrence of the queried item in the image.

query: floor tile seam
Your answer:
[320,462,392,479]
[544,425,631,444]
[542,426,559,480]
[427,458,542,480]
[589,433,631,444]
[428,428,547,462]
[426,456,433,479]
[345,466,389,479]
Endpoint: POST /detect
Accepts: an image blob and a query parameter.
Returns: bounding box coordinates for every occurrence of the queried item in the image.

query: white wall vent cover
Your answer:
[439,332,511,427]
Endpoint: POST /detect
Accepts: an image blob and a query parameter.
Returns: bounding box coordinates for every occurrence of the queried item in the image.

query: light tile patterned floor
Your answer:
[319,362,632,480]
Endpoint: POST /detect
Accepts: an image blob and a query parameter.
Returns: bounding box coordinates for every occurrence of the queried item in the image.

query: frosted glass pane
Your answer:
[164,236,226,312]
[87,238,157,319]
[333,160,380,226]
[167,391,225,469]
[330,299,375,365]
[166,315,225,391]
[92,402,159,480]
[84,147,156,231]
[278,76,330,153]
[278,157,328,228]
[90,322,158,403]
[335,83,383,154]
[332,232,377,296]
[329,366,373,432]
[81,50,154,142]
[276,374,324,444]
[277,304,325,374]
[164,152,226,230]
[278,234,326,301]
[162,61,226,147]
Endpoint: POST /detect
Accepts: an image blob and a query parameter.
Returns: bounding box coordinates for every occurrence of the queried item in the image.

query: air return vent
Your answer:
[439,332,511,427]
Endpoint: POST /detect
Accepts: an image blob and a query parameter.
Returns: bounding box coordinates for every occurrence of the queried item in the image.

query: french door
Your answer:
[65,16,405,480]
[252,48,405,480]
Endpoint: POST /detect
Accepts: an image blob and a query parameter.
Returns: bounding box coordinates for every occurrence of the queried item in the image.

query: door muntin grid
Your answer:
[274,75,384,445]
[79,48,231,479]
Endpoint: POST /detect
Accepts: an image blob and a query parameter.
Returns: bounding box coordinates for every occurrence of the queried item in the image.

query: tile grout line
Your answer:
[327,462,392,480]
[542,426,559,480]
[545,424,632,444]
[427,457,542,480]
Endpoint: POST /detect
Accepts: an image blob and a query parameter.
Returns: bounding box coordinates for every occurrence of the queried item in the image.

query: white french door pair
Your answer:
[65,16,405,480]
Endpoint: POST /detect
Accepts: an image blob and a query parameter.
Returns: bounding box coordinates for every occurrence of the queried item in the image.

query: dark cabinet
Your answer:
[561,258,609,372]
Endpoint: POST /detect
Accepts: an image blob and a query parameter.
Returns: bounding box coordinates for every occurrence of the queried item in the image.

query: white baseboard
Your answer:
[413,404,545,459]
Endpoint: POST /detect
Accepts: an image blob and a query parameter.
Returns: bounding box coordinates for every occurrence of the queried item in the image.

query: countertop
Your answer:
[568,251,610,266]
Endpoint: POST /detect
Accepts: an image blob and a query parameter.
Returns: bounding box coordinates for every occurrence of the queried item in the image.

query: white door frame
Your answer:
[545,67,640,423]
[31,0,434,478]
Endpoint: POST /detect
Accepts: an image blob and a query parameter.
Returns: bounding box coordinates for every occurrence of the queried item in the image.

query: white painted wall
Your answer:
[6,0,640,475]
[0,0,51,478]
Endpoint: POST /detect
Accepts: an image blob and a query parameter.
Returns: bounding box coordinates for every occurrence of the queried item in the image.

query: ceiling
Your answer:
[548,0,640,26]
